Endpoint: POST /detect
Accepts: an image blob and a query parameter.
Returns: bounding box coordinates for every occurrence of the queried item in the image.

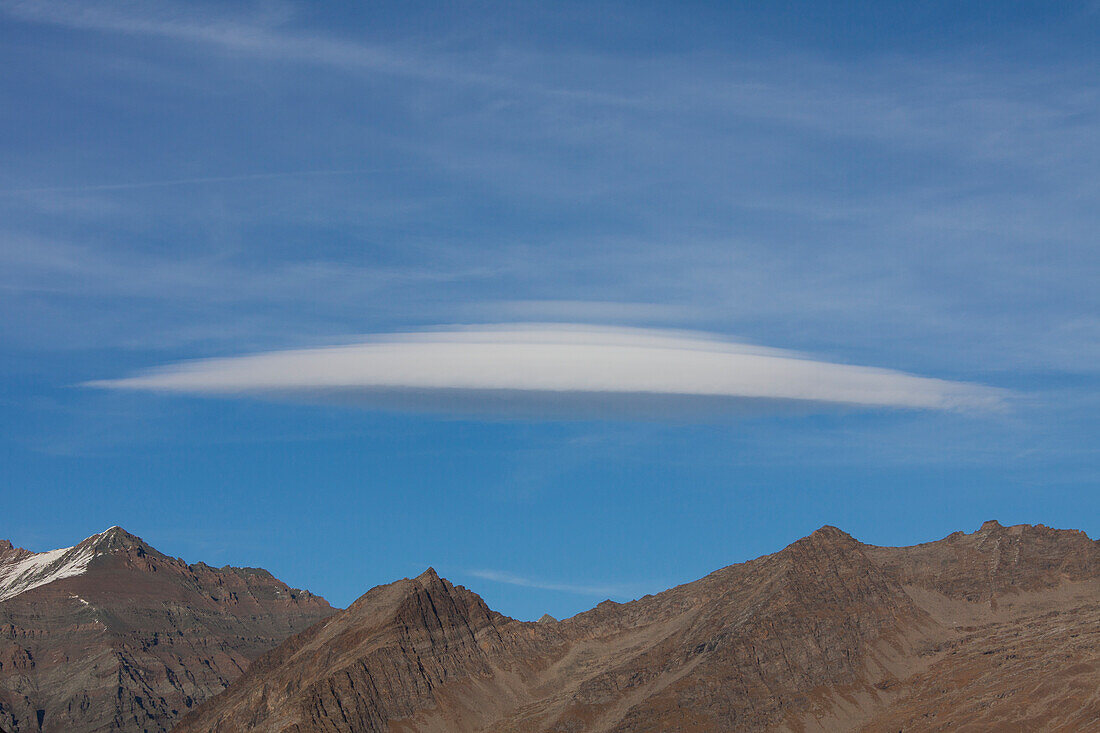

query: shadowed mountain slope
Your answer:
[0,527,334,733]
[176,521,1100,732]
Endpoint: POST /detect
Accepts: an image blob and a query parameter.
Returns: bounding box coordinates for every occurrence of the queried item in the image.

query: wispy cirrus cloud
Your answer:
[2,2,1092,396]
[0,167,399,197]
[84,324,1006,417]
[465,568,636,599]
[6,0,1094,165]
[0,0,423,75]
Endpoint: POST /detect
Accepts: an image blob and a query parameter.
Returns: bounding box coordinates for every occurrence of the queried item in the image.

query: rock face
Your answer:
[0,527,334,733]
[176,522,1100,733]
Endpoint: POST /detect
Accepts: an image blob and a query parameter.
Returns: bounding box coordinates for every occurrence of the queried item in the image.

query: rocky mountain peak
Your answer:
[0,527,172,604]
[781,524,863,560]
[415,566,441,584]
[0,526,334,733]
[806,524,858,543]
[83,526,160,558]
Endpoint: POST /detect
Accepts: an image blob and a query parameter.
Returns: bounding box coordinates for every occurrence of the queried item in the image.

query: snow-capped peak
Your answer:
[0,528,118,602]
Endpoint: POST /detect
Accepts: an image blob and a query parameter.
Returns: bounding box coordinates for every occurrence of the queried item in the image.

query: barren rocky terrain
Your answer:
[175,520,1100,732]
[5,521,1096,732]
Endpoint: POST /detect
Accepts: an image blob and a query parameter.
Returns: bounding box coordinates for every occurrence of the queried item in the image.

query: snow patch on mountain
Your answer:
[0,529,114,602]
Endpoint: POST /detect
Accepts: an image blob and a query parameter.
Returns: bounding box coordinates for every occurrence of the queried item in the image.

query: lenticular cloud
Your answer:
[86,325,1004,417]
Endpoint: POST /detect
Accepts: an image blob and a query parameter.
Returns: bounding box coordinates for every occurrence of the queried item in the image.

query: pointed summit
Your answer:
[416,566,441,583]
[809,525,855,540]
[84,525,160,557]
[786,525,861,554]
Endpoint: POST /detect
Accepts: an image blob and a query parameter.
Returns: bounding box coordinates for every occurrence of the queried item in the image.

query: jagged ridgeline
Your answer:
[4,522,1099,732]
[177,522,1100,733]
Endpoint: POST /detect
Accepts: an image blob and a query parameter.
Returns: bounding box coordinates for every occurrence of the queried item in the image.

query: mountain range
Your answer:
[3,521,1099,732]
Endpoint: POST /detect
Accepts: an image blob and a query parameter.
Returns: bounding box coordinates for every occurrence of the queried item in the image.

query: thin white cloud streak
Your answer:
[0,0,473,83]
[0,235,492,302]
[0,168,403,196]
[465,568,632,598]
[7,0,1090,169]
[84,325,1006,416]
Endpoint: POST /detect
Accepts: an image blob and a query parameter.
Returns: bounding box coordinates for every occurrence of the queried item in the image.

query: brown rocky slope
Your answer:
[175,521,1100,732]
[0,527,334,733]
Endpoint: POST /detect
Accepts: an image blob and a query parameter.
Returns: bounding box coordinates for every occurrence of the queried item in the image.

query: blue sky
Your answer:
[1,1,1098,620]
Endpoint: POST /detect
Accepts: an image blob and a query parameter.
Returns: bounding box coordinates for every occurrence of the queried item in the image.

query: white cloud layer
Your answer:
[85,325,1004,417]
